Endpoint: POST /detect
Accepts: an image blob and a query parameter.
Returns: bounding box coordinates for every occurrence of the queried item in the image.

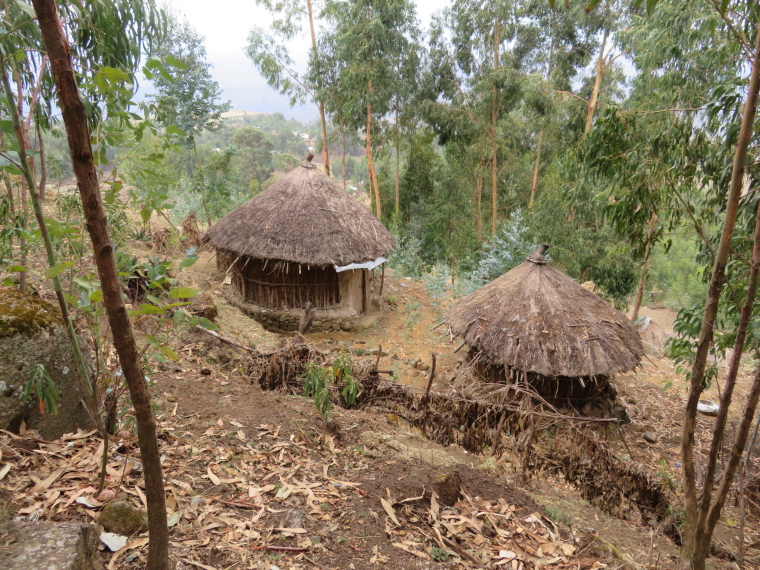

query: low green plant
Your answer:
[334,353,359,406]
[430,546,449,562]
[23,364,59,415]
[302,362,332,420]
[544,505,575,526]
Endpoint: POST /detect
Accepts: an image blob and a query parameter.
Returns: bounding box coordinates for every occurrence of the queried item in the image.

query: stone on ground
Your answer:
[97,500,148,536]
[0,521,102,570]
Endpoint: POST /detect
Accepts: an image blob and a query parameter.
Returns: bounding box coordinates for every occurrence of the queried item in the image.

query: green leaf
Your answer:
[166,125,187,137]
[100,66,130,83]
[146,294,164,306]
[193,317,219,331]
[14,0,35,18]
[0,120,14,134]
[646,0,657,15]
[168,286,199,299]
[158,345,179,362]
[178,252,199,269]
[44,261,74,279]
[719,0,729,15]
[129,304,165,316]
[163,55,189,70]
[8,265,26,272]
[0,161,22,175]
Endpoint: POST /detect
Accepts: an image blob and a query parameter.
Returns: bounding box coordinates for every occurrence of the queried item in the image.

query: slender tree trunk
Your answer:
[680,23,760,570]
[529,129,543,208]
[631,212,657,322]
[31,3,170,569]
[366,87,381,219]
[341,120,347,191]
[491,21,499,235]
[689,200,760,567]
[12,63,28,293]
[36,118,47,202]
[584,26,609,136]
[395,108,400,220]
[476,164,484,242]
[3,172,14,215]
[306,0,329,176]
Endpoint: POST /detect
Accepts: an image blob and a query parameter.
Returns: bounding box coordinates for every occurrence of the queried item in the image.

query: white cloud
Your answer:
[158,0,445,121]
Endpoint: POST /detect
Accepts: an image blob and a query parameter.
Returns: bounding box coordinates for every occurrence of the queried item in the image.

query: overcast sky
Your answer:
[161,0,444,123]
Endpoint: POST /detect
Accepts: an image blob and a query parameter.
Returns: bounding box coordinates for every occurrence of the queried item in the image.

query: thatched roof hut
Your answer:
[446,245,642,413]
[207,156,394,332]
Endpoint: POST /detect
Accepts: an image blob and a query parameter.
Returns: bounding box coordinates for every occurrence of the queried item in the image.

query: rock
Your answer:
[0,521,102,570]
[187,293,218,322]
[390,353,399,360]
[416,361,430,371]
[698,400,720,416]
[643,432,659,443]
[368,348,389,357]
[0,288,93,439]
[98,500,148,536]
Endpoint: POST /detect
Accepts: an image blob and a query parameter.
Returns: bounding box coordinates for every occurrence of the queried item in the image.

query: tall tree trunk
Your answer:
[680,23,760,570]
[529,129,543,208]
[306,0,329,176]
[341,122,347,191]
[3,172,14,215]
[366,87,381,219]
[36,118,47,202]
[491,21,500,235]
[584,26,609,136]
[630,212,657,322]
[395,108,400,219]
[476,164,484,242]
[31,3,170,569]
[691,200,760,567]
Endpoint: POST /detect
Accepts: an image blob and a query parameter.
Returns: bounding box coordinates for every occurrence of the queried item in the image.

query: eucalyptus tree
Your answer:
[315,0,419,219]
[245,0,331,175]
[150,15,230,153]
[581,1,760,567]
[510,0,604,206]
[446,0,519,234]
[3,1,172,567]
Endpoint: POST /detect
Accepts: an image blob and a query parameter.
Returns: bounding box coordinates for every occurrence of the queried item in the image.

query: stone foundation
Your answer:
[224,289,359,332]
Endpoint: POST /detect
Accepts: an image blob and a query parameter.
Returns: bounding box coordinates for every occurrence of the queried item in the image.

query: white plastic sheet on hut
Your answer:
[334,256,386,273]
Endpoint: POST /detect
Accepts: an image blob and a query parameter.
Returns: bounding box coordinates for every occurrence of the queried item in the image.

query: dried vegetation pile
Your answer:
[250,338,675,531]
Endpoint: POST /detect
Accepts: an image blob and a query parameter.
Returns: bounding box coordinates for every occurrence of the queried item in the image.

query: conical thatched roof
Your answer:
[207,158,394,266]
[446,246,642,378]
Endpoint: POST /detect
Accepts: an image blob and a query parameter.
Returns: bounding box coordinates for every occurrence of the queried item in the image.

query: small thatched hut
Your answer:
[446,245,642,415]
[207,156,394,332]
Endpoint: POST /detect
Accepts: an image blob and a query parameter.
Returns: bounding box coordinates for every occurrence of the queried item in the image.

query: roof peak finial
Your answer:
[302,153,316,169]
[527,243,549,265]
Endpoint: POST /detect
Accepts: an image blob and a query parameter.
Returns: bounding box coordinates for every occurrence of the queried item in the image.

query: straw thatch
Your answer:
[207,159,394,266]
[446,246,642,378]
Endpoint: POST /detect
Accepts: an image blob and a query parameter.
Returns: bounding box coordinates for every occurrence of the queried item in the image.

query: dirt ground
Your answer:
[3,233,760,569]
